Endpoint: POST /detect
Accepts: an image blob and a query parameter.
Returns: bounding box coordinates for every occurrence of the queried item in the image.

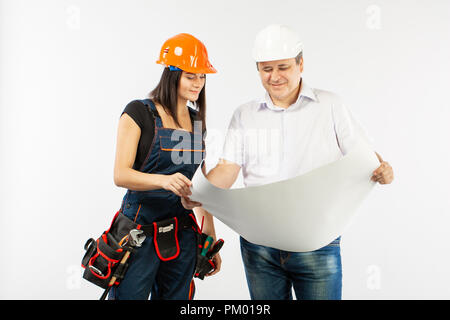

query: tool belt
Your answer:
[81,210,199,289]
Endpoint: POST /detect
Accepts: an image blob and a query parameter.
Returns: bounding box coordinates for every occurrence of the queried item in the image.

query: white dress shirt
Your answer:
[221,81,375,187]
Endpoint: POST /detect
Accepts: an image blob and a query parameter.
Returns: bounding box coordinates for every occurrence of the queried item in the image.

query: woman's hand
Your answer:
[181,196,202,209]
[206,252,222,277]
[159,172,193,198]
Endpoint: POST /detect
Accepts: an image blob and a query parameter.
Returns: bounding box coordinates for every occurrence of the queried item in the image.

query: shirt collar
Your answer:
[258,79,317,111]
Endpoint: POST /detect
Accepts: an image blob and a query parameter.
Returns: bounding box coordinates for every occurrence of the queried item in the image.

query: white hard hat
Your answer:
[252,24,303,62]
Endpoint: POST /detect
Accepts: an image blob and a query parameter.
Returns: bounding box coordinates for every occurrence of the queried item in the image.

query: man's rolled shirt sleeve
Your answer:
[221,108,244,167]
[332,97,375,155]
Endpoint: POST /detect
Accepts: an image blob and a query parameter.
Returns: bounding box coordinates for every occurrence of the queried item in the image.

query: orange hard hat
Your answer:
[156,33,217,74]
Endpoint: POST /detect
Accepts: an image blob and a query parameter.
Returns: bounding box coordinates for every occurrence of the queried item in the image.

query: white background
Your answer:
[1,0,449,299]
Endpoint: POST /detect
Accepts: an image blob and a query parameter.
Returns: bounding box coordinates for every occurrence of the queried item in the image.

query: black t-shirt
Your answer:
[121,100,155,170]
[121,100,205,170]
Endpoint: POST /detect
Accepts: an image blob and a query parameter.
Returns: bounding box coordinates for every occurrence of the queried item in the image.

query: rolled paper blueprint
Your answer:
[190,138,379,252]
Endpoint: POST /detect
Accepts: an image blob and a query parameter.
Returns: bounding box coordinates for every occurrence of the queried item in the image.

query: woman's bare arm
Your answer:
[113,113,165,190]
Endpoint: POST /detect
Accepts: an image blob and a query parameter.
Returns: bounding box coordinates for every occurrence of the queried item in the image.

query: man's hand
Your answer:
[371,161,394,184]
[181,196,202,210]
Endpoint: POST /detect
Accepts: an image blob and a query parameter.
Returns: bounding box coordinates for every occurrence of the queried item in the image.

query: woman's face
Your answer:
[178,71,206,102]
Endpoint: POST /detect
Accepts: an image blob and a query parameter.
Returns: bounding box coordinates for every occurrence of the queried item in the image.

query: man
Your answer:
[184,24,394,300]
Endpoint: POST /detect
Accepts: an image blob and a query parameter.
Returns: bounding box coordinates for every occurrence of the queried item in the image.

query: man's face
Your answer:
[257,57,303,104]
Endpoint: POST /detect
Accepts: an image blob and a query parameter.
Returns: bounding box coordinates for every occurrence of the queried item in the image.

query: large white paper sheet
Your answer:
[190,139,379,252]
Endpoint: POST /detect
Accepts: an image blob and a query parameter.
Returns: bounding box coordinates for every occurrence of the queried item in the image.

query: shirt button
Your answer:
[126,203,131,209]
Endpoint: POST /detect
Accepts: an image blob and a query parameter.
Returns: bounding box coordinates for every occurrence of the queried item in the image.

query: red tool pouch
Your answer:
[81,211,138,289]
[153,217,180,261]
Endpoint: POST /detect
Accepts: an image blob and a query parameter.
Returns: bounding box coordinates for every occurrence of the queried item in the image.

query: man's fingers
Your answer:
[191,201,202,207]
[371,174,383,182]
[372,172,394,184]
[181,197,202,209]
[372,161,393,184]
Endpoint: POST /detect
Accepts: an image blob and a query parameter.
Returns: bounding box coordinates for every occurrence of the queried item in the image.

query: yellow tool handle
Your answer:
[107,251,131,286]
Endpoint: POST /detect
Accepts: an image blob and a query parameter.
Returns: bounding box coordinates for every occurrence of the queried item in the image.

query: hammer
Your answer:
[99,229,146,300]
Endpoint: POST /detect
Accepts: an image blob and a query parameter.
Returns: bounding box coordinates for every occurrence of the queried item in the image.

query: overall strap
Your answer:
[188,107,206,135]
[188,107,198,123]
[141,99,205,134]
[140,99,163,128]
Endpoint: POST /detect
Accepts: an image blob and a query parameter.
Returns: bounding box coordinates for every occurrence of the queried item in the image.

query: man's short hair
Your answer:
[256,51,303,70]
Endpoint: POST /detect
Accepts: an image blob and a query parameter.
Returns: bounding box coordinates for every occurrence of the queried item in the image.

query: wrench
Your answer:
[99,229,146,300]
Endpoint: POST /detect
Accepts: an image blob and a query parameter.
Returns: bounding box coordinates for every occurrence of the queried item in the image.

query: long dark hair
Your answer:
[149,67,206,131]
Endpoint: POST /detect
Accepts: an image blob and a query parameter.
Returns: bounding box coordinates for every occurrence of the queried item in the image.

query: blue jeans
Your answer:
[240,236,342,300]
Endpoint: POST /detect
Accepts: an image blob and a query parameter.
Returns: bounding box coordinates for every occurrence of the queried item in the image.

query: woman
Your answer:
[110,33,221,300]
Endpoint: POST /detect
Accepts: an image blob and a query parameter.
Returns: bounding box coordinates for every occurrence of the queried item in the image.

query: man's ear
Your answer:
[299,57,304,73]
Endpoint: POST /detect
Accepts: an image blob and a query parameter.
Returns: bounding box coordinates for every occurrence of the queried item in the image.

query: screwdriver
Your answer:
[201,236,214,256]
[207,239,224,259]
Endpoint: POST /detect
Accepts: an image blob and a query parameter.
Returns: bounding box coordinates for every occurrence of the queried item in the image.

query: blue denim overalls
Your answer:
[109,99,205,300]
